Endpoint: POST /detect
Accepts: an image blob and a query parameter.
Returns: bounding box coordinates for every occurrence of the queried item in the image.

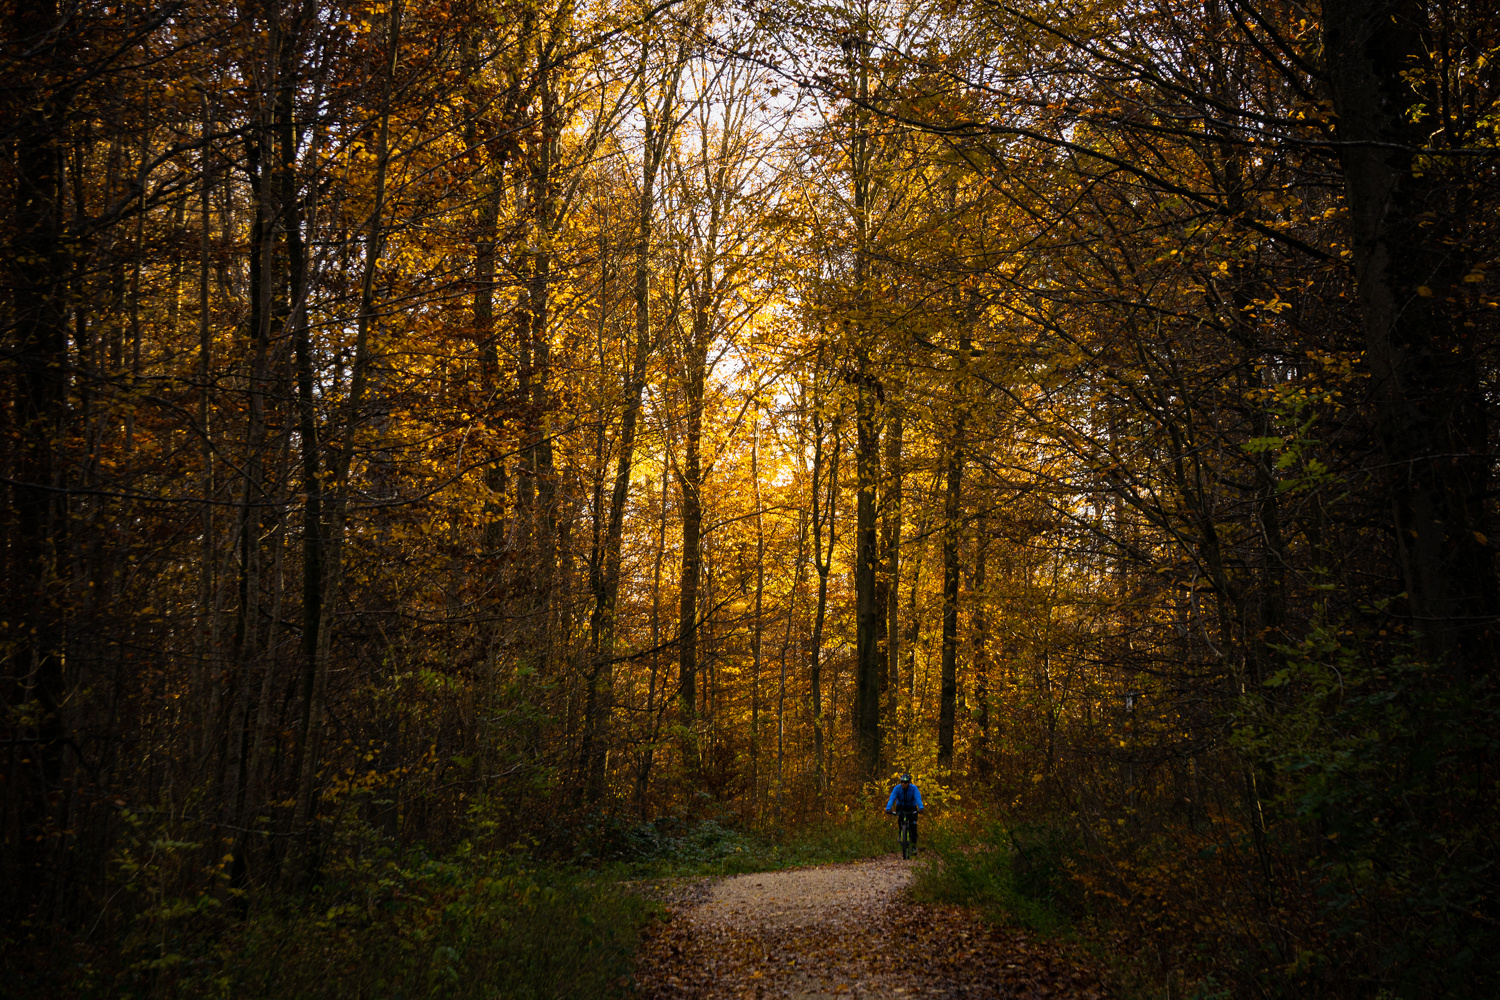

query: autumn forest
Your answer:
[3,0,1498,997]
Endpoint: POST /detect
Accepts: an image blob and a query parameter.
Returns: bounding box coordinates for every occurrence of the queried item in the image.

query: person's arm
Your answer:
[914,786,924,811]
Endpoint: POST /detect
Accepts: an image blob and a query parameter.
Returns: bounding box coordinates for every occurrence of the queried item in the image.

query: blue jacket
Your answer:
[886,782,923,813]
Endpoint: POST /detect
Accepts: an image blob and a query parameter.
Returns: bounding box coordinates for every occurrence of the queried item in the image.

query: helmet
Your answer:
[901,772,912,782]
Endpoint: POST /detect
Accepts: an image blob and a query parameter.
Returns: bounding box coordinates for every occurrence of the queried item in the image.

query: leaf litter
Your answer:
[633,856,1109,999]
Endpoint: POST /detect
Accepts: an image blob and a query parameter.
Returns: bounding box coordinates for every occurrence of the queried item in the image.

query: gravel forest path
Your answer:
[633,856,1111,1000]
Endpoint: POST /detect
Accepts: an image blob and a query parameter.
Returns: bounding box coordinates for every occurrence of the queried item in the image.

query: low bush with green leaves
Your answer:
[601,806,891,877]
[909,818,1080,934]
[104,850,655,1000]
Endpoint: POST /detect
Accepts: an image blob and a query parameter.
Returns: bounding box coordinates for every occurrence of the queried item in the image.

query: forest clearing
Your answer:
[2,0,1497,997]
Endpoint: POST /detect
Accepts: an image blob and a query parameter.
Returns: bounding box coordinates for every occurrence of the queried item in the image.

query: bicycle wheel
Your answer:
[899,816,912,859]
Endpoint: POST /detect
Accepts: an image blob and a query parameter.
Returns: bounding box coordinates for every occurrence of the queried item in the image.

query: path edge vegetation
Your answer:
[4,809,894,1000]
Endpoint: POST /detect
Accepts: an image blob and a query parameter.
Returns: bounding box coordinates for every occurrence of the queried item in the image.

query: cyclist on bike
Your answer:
[885,772,924,851]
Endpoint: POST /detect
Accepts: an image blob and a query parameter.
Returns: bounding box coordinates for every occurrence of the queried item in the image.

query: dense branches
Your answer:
[3,1,1497,996]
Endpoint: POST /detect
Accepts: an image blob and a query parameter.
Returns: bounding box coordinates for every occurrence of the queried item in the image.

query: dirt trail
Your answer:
[634,856,1109,999]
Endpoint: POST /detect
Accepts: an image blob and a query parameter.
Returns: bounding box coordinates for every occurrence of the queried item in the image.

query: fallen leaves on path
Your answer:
[633,857,1109,1000]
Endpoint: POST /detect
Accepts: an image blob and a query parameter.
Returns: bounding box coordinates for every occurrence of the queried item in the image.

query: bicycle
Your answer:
[895,810,918,859]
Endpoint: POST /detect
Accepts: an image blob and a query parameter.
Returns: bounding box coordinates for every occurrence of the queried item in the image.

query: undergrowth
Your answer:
[17,809,892,1000]
[37,851,656,1000]
[909,817,1081,935]
[598,804,891,877]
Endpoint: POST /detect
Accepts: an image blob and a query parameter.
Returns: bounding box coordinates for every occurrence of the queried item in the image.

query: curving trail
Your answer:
[634,856,1110,1000]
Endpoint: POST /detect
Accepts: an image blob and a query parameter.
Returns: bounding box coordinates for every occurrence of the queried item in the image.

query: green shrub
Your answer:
[1006,822,1085,917]
[910,819,1078,934]
[128,857,654,1000]
[1237,641,1500,999]
[609,808,889,878]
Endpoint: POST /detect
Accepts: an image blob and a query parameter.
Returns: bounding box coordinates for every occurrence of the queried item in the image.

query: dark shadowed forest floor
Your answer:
[633,857,1110,999]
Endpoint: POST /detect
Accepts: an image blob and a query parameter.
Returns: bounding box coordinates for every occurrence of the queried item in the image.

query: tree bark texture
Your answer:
[1324,0,1498,678]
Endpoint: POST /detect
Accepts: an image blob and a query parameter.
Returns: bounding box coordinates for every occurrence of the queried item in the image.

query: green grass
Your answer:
[908,819,1187,1000]
[36,810,894,1000]
[605,808,892,879]
[909,818,1081,935]
[90,854,657,1000]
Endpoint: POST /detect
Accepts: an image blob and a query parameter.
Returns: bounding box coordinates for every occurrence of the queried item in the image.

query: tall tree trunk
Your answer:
[809,402,838,792]
[274,8,326,845]
[467,63,508,787]
[937,311,974,770]
[851,364,883,780]
[472,137,506,551]
[8,0,70,913]
[291,0,400,878]
[582,49,679,798]
[971,511,990,781]
[938,418,964,770]
[878,402,902,765]
[677,328,707,725]
[750,415,765,810]
[519,55,560,674]
[233,132,275,814]
[1324,0,1497,677]
[778,510,808,823]
[849,9,882,781]
[901,516,928,752]
[195,95,218,770]
[635,475,671,815]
